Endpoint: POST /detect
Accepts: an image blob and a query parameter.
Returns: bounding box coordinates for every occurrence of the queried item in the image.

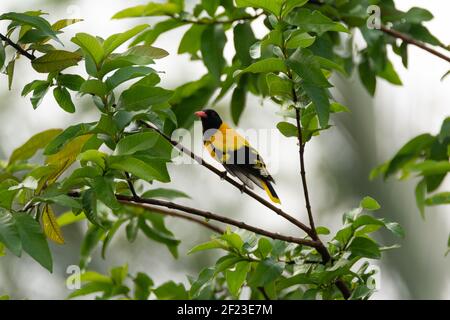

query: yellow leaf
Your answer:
[43,205,65,244]
[45,134,92,183]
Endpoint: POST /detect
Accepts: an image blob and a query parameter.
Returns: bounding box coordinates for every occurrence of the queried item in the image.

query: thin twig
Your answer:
[0,33,36,60]
[294,108,317,240]
[138,121,315,239]
[128,202,225,234]
[380,25,450,64]
[124,172,139,200]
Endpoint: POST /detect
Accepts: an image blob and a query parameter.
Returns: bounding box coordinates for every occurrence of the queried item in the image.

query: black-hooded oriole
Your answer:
[195,109,280,204]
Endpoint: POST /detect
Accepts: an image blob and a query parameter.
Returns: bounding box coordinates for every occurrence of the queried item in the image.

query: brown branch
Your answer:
[295,108,317,239]
[115,194,320,248]
[380,25,450,64]
[138,121,315,239]
[124,172,139,200]
[0,33,36,60]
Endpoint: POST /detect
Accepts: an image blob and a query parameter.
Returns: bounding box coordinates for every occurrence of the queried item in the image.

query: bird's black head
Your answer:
[194,109,223,132]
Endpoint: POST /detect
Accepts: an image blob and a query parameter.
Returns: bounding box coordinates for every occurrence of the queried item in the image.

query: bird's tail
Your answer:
[261,180,281,204]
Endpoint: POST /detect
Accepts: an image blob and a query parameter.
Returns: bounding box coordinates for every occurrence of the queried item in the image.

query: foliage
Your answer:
[0,0,446,299]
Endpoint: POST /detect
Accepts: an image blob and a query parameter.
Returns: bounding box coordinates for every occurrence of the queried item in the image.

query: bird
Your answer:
[194,109,281,204]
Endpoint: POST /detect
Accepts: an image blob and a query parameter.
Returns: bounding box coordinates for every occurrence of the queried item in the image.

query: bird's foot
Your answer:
[239,184,247,194]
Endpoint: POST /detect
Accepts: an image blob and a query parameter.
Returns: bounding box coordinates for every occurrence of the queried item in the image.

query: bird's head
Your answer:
[194,109,223,131]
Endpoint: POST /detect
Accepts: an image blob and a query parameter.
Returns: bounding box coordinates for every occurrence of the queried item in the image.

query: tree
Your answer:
[0,0,447,300]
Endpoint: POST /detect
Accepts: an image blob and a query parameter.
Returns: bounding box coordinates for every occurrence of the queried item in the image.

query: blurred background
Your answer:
[0,0,449,299]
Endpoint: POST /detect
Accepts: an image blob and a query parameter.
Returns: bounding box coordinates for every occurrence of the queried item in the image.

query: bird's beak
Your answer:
[194,111,207,118]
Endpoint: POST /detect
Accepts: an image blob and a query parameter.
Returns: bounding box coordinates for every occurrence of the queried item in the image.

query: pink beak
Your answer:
[194,111,207,118]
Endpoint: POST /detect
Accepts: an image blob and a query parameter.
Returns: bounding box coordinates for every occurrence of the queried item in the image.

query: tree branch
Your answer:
[138,121,315,238]
[124,172,139,200]
[114,193,321,248]
[0,33,36,60]
[380,25,450,64]
[294,108,317,239]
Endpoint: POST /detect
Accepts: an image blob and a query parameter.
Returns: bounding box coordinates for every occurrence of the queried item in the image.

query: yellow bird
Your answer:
[195,109,280,204]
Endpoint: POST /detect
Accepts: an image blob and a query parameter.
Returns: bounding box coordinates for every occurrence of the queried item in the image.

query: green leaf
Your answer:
[71,33,104,67]
[126,218,139,243]
[6,59,14,90]
[138,217,180,256]
[378,61,402,85]
[101,219,126,258]
[57,74,85,91]
[221,232,244,251]
[248,259,283,287]
[256,237,272,259]
[358,58,376,96]
[0,12,61,44]
[9,129,62,165]
[352,215,384,230]
[154,281,188,300]
[200,25,226,83]
[141,188,190,200]
[92,176,121,211]
[425,192,450,206]
[316,226,330,235]
[103,24,149,56]
[0,209,21,256]
[384,221,405,238]
[114,131,159,155]
[202,0,220,16]
[231,85,246,125]
[384,134,435,178]
[287,50,331,88]
[240,58,287,75]
[56,211,86,227]
[286,31,316,49]
[349,237,381,259]
[53,87,75,113]
[415,179,427,218]
[233,22,256,66]
[79,225,104,270]
[30,81,50,109]
[31,50,82,73]
[360,196,381,211]
[303,84,330,128]
[286,9,349,35]
[109,156,170,182]
[125,45,169,59]
[79,79,107,97]
[404,7,433,24]
[178,24,206,55]
[282,0,308,17]
[112,2,181,19]
[133,272,154,300]
[0,40,5,69]
[266,73,292,97]
[131,19,186,46]
[226,261,251,297]
[277,121,297,138]
[14,213,52,271]
[106,66,154,91]
[51,18,83,31]
[235,0,283,16]
[188,239,226,254]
